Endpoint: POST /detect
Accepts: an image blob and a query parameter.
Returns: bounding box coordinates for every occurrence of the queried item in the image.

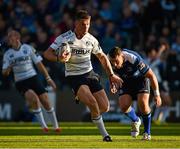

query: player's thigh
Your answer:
[39,93,52,110]
[137,93,150,114]
[24,89,40,106]
[119,94,133,112]
[77,85,98,107]
[93,89,109,112]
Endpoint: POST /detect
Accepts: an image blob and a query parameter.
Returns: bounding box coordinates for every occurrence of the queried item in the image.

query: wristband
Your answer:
[153,90,160,96]
[46,76,51,81]
[109,73,114,77]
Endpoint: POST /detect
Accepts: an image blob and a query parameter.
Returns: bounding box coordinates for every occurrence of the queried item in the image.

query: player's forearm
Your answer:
[43,48,57,62]
[145,69,160,96]
[36,62,51,79]
[150,75,159,91]
[99,53,114,76]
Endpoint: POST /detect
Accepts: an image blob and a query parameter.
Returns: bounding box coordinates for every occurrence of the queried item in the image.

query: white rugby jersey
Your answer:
[50,30,103,76]
[2,44,42,82]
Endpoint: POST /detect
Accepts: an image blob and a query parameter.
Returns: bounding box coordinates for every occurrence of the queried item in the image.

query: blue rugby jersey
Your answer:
[113,49,149,80]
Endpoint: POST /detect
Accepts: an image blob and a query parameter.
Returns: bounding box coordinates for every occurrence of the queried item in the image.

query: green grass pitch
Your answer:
[0,122,180,148]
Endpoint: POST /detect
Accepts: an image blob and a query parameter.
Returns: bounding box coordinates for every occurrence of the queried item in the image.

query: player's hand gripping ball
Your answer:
[56,42,71,62]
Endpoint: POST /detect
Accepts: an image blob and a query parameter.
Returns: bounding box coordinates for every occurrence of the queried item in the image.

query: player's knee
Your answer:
[119,103,129,113]
[140,105,151,114]
[25,89,36,98]
[101,103,110,113]
[105,104,110,112]
[121,107,128,113]
[87,99,97,107]
[25,89,39,104]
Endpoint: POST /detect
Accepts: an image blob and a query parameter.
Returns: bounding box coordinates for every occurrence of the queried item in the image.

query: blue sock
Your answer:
[125,107,139,122]
[142,113,151,135]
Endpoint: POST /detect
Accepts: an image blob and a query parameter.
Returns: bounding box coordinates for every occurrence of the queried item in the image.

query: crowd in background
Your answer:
[0,0,180,94]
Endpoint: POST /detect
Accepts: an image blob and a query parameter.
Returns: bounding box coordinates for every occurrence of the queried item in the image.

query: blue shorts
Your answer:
[118,77,150,100]
[66,70,103,95]
[15,75,47,96]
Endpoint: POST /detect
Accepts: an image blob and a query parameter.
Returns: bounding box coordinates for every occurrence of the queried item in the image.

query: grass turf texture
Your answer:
[0,122,179,148]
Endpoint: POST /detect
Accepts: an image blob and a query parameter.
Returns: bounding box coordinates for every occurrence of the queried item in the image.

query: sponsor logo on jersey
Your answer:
[10,56,30,65]
[138,62,146,70]
[61,30,72,38]
[71,48,90,54]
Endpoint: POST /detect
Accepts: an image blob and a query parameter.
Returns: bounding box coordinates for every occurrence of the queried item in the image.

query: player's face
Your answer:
[7,33,20,49]
[75,18,90,37]
[110,54,123,69]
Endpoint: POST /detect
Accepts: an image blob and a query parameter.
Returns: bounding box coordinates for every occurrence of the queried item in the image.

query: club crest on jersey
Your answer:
[9,54,14,58]
[23,49,28,54]
[86,41,91,46]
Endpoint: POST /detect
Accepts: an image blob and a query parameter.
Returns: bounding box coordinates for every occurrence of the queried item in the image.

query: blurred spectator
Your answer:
[171,35,180,53]
[146,43,172,124]
[160,0,177,25]
[99,0,113,21]
[35,30,49,51]
[141,0,163,38]
[101,21,116,53]
[119,3,139,48]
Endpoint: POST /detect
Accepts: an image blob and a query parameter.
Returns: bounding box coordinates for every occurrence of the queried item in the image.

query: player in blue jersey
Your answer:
[108,46,162,140]
[2,30,60,133]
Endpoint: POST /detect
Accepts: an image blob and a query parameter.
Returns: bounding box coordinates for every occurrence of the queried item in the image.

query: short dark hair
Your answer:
[75,10,91,20]
[108,46,122,58]
[8,30,21,39]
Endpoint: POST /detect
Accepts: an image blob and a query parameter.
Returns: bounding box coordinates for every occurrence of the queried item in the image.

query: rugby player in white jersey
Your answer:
[2,30,60,133]
[44,10,123,141]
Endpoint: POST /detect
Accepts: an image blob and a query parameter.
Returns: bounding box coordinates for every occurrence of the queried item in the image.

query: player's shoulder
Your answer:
[21,43,32,49]
[123,49,142,58]
[122,49,142,63]
[57,30,74,40]
[4,48,14,57]
[21,43,35,53]
[85,33,99,44]
[86,33,97,40]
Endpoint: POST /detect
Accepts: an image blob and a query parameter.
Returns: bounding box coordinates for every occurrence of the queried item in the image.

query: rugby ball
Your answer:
[55,42,71,56]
